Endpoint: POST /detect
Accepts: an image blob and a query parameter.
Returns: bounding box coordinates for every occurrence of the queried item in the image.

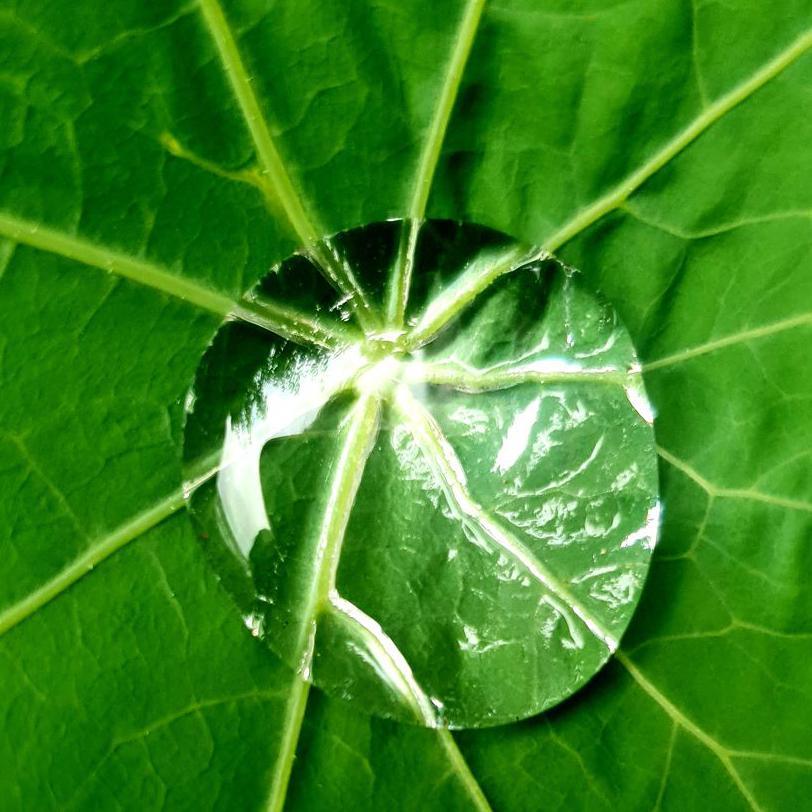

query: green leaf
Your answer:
[1,0,810,809]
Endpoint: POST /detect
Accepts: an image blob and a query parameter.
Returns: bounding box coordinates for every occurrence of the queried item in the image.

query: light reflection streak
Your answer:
[216,344,367,558]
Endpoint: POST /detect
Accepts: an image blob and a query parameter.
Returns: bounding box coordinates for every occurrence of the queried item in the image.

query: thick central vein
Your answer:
[386,0,487,327]
[256,394,381,808]
[292,393,382,676]
[0,211,349,349]
[407,357,631,391]
[330,594,437,726]
[197,0,377,329]
[197,0,314,244]
[393,386,618,651]
[543,28,812,253]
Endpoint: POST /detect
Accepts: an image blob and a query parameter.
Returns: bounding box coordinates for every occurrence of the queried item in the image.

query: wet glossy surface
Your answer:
[183,220,660,728]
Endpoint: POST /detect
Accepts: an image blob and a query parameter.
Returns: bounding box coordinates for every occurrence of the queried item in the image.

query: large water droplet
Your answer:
[183,219,660,728]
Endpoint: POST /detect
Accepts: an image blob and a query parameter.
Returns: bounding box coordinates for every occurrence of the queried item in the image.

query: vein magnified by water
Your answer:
[403,243,547,349]
[386,0,487,327]
[291,392,382,677]
[329,595,438,727]
[407,358,632,391]
[392,385,620,652]
[233,294,359,349]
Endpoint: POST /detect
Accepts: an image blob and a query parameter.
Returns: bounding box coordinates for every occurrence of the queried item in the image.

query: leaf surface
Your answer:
[1,0,811,809]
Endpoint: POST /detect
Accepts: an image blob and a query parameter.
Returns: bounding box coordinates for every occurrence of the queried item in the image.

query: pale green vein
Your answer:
[293,393,382,677]
[544,717,611,805]
[734,619,812,640]
[616,651,764,811]
[196,0,318,244]
[544,28,812,252]
[386,0,487,326]
[0,488,184,638]
[330,595,437,727]
[0,211,235,315]
[653,722,678,811]
[408,0,486,228]
[436,730,494,812]
[630,622,812,650]
[386,220,421,329]
[732,751,812,769]
[119,689,286,749]
[406,358,631,391]
[159,130,284,216]
[0,456,222,638]
[258,394,382,811]
[67,688,284,809]
[197,0,377,329]
[403,243,548,349]
[621,203,812,241]
[689,0,708,107]
[264,673,311,812]
[233,294,359,347]
[393,385,618,651]
[0,211,350,348]
[644,312,812,371]
[658,445,812,513]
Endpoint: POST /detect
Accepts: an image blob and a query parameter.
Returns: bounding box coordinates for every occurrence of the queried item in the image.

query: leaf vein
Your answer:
[435,730,494,812]
[196,0,378,327]
[644,313,812,371]
[394,386,618,651]
[544,29,812,252]
[616,651,764,812]
[0,487,184,638]
[657,446,812,513]
[263,675,310,812]
[0,211,347,348]
[0,456,222,638]
[386,0,487,325]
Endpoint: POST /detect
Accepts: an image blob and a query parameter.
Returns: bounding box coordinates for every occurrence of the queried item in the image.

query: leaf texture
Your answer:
[1,0,811,809]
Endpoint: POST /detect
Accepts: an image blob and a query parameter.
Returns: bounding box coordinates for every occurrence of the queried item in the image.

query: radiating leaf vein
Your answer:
[0,211,348,348]
[644,313,812,371]
[196,0,378,328]
[0,456,221,638]
[394,386,619,651]
[263,674,310,812]
[386,0,487,325]
[544,29,812,252]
